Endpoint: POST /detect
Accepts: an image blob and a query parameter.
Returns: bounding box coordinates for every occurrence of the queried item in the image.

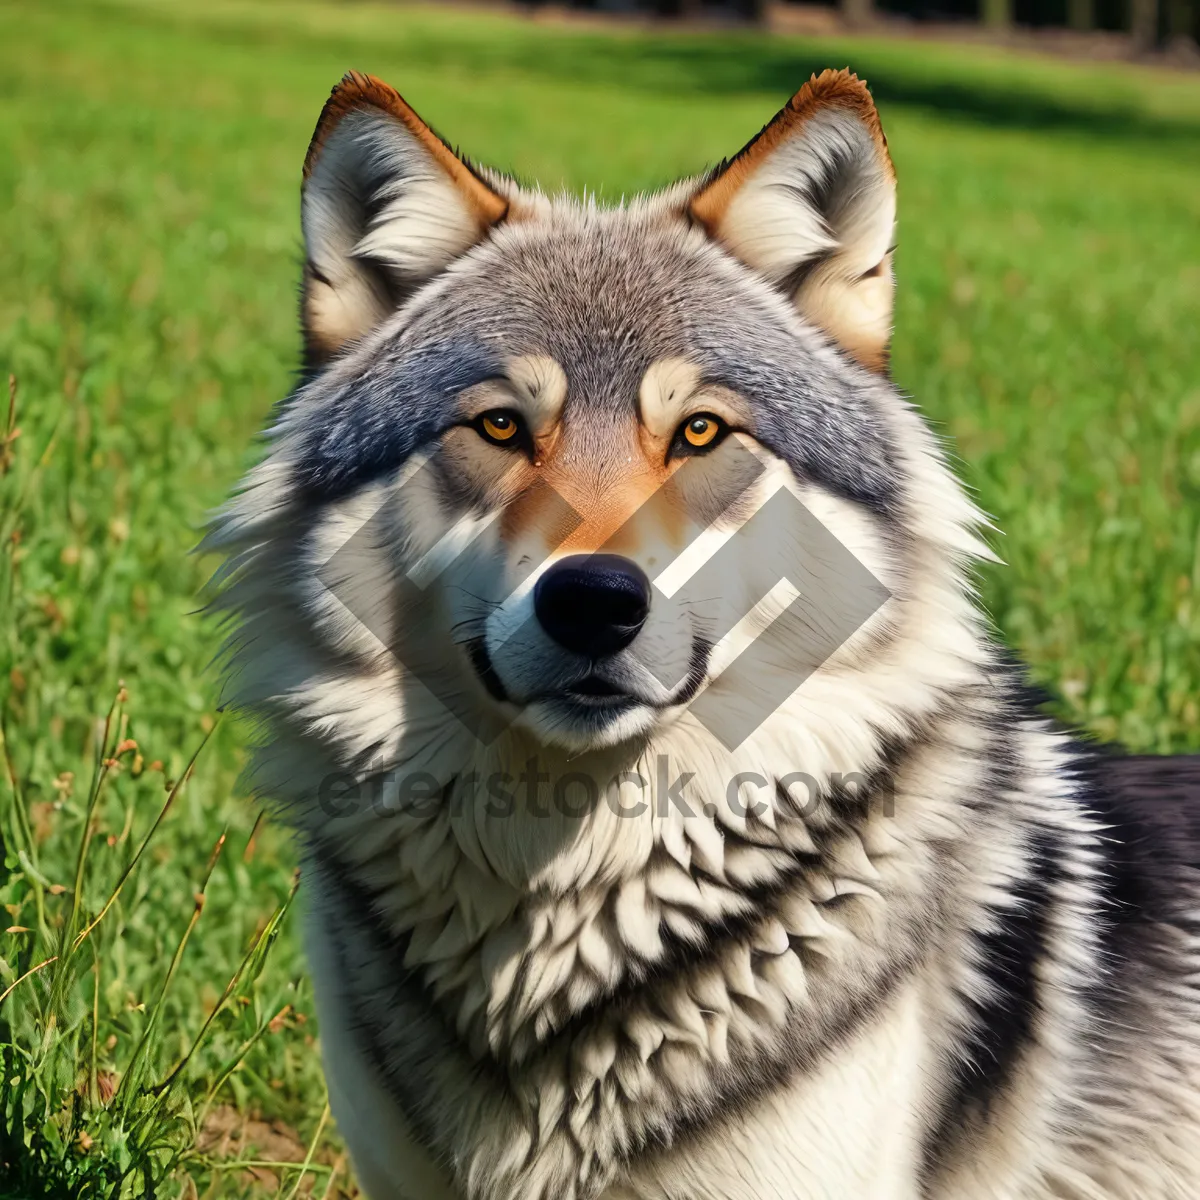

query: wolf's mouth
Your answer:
[566,675,626,699]
[467,638,637,709]
[466,637,710,716]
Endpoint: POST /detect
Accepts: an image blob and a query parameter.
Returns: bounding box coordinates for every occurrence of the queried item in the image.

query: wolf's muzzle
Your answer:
[534,554,650,659]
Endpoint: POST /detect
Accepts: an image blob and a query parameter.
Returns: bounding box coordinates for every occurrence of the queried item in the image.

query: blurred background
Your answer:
[524,0,1200,58]
[1,0,1197,1196]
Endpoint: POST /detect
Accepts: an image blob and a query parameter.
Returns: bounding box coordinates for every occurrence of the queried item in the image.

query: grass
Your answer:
[1,0,1198,1194]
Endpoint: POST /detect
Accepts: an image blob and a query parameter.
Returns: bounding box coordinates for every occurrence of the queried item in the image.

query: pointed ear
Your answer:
[300,72,509,367]
[689,70,896,372]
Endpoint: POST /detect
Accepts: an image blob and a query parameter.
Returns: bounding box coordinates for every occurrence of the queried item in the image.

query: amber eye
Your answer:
[477,410,522,446]
[681,414,723,449]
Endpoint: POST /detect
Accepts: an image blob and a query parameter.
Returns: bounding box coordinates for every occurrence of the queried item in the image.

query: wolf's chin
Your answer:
[516,696,662,752]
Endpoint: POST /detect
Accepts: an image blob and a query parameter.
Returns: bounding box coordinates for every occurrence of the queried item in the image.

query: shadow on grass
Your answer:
[417,30,1200,151]
[92,0,1200,153]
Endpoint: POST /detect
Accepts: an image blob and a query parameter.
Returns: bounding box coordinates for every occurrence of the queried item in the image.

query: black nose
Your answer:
[534,554,651,659]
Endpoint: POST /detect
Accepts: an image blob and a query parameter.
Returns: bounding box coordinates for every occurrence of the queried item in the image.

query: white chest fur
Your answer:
[311,886,929,1200]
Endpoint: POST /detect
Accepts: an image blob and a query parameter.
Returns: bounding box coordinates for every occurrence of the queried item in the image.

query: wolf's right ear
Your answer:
[300,72,508,368]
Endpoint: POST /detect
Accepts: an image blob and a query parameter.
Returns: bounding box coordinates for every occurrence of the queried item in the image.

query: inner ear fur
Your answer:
[300,71,508,369]
[689,69,897,373]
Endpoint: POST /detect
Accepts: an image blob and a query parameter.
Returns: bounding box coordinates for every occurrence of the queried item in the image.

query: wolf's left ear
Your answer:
[689,70,896,372]
[300,72,509,367]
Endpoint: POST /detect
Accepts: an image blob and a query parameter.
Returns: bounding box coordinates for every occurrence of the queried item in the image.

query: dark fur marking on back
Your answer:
[923,828,1058,1178]
[1078,750,1200,1012]
[919,679,1055,1179]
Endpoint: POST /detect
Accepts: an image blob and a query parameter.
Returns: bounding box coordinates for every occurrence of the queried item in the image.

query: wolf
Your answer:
[207,68,1200,1199]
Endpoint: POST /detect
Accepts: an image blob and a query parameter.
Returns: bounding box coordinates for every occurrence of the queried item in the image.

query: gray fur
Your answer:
[290,213,900,515]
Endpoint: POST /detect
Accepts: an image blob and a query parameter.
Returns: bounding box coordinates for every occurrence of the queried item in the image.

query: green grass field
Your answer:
[1,0,1198,1194]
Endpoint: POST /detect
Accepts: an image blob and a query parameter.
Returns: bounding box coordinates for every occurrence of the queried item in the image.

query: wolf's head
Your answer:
[211,71,992,885]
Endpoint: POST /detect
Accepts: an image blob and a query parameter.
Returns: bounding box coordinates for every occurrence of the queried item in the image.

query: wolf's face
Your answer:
[214,71,988,825]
